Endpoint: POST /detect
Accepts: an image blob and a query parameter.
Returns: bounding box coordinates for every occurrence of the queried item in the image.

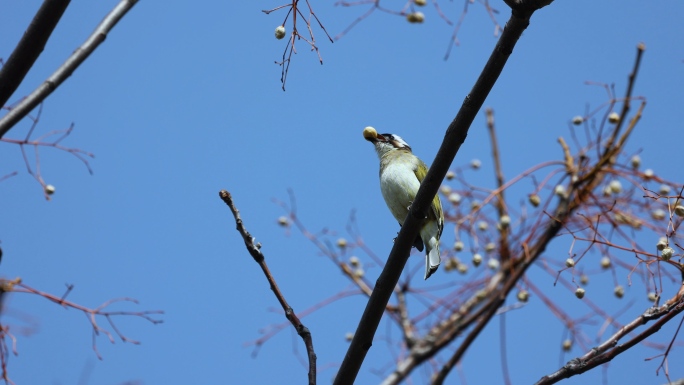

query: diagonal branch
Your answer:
[535,285,684,385]
[219,190,316,385]
[333,3,544,384]
[0,0,71,108]
[380,42,650,385]
[0,0,139,139]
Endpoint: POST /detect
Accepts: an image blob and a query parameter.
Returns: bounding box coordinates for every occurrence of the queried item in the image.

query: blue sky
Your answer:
[1,1,683,384]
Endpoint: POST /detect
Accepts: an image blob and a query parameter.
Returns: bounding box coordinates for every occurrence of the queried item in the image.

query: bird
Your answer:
[363,126,444,280]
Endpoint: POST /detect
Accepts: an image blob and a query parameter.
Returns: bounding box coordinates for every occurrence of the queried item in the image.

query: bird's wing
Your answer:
[414,159,444,237]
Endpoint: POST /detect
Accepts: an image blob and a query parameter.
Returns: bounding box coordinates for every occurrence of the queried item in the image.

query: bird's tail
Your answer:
[424,236,441,280]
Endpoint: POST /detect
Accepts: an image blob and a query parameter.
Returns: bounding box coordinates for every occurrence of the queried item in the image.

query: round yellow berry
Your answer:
[363,126,377,140]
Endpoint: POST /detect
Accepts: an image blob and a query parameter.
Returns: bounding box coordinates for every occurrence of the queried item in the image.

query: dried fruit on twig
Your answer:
[608,112,620,123]
[659,184,671,195]
[275,25,286,40]
[487,258,499,270]
[580,274,589,285]
[406,12,425,23]
[562,339,573,351]
[674,205,684,217]
[600,256,611,269]
[448,192,462,205]
[529,194,541,207]
[472,253,482,267]
[337,238,347,248]
[651,209,666,220]
[499,215,511,228]
[554,185,566,198]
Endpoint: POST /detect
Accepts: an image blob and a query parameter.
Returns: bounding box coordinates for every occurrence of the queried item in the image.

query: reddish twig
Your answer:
[0,277,161,382]
[263,0,332,90]
[1,103,94,199]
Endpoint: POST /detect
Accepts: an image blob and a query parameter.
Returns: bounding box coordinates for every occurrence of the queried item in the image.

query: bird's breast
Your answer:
[380,160,421,225]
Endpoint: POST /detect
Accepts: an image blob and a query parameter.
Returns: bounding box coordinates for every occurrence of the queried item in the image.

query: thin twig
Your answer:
[219,190,316,385]
[3,278,162,363]
[535,292,684,385]
[486,107,511,262]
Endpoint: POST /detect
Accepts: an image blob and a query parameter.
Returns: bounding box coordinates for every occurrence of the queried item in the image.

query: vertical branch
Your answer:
[499,312,512,385]
[486,107,511,262]
[601,43,645,157]
[219,190,316,385]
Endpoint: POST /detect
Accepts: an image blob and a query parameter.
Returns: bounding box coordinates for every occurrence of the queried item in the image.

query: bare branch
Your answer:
[1,104,94,199]
[0,0,139,138]
[0,277,162,381]
[219,190,317,385]
[0,0,71,108]
[486,108,511,263]
[264,1,332,90]
[376,42,657,385]
[535,290,684,385]
[333,5,539,384]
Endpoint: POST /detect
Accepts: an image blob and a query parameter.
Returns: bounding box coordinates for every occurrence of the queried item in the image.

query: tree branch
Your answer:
[0,0,139,139]
[535,289,684,385]
[0,0,71,108]
[219,190,316,385]
[380,43,651,384]
[486,107,512,263]
[333,4,542,384]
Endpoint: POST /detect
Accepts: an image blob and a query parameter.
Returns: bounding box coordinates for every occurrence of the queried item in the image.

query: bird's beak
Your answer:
[366,133,386,144]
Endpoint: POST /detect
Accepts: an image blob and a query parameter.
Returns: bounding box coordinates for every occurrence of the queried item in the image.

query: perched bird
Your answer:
[363,126,444,279]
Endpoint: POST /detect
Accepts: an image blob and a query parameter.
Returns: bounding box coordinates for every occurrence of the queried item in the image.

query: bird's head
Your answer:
[363,126,412,158]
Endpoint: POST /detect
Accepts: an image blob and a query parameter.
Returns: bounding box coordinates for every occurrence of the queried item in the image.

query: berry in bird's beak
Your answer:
[363,126,378,141]
[363,126,387,143]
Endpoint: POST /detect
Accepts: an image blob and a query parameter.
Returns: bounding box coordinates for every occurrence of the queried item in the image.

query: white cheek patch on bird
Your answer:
[383,134,411,150]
